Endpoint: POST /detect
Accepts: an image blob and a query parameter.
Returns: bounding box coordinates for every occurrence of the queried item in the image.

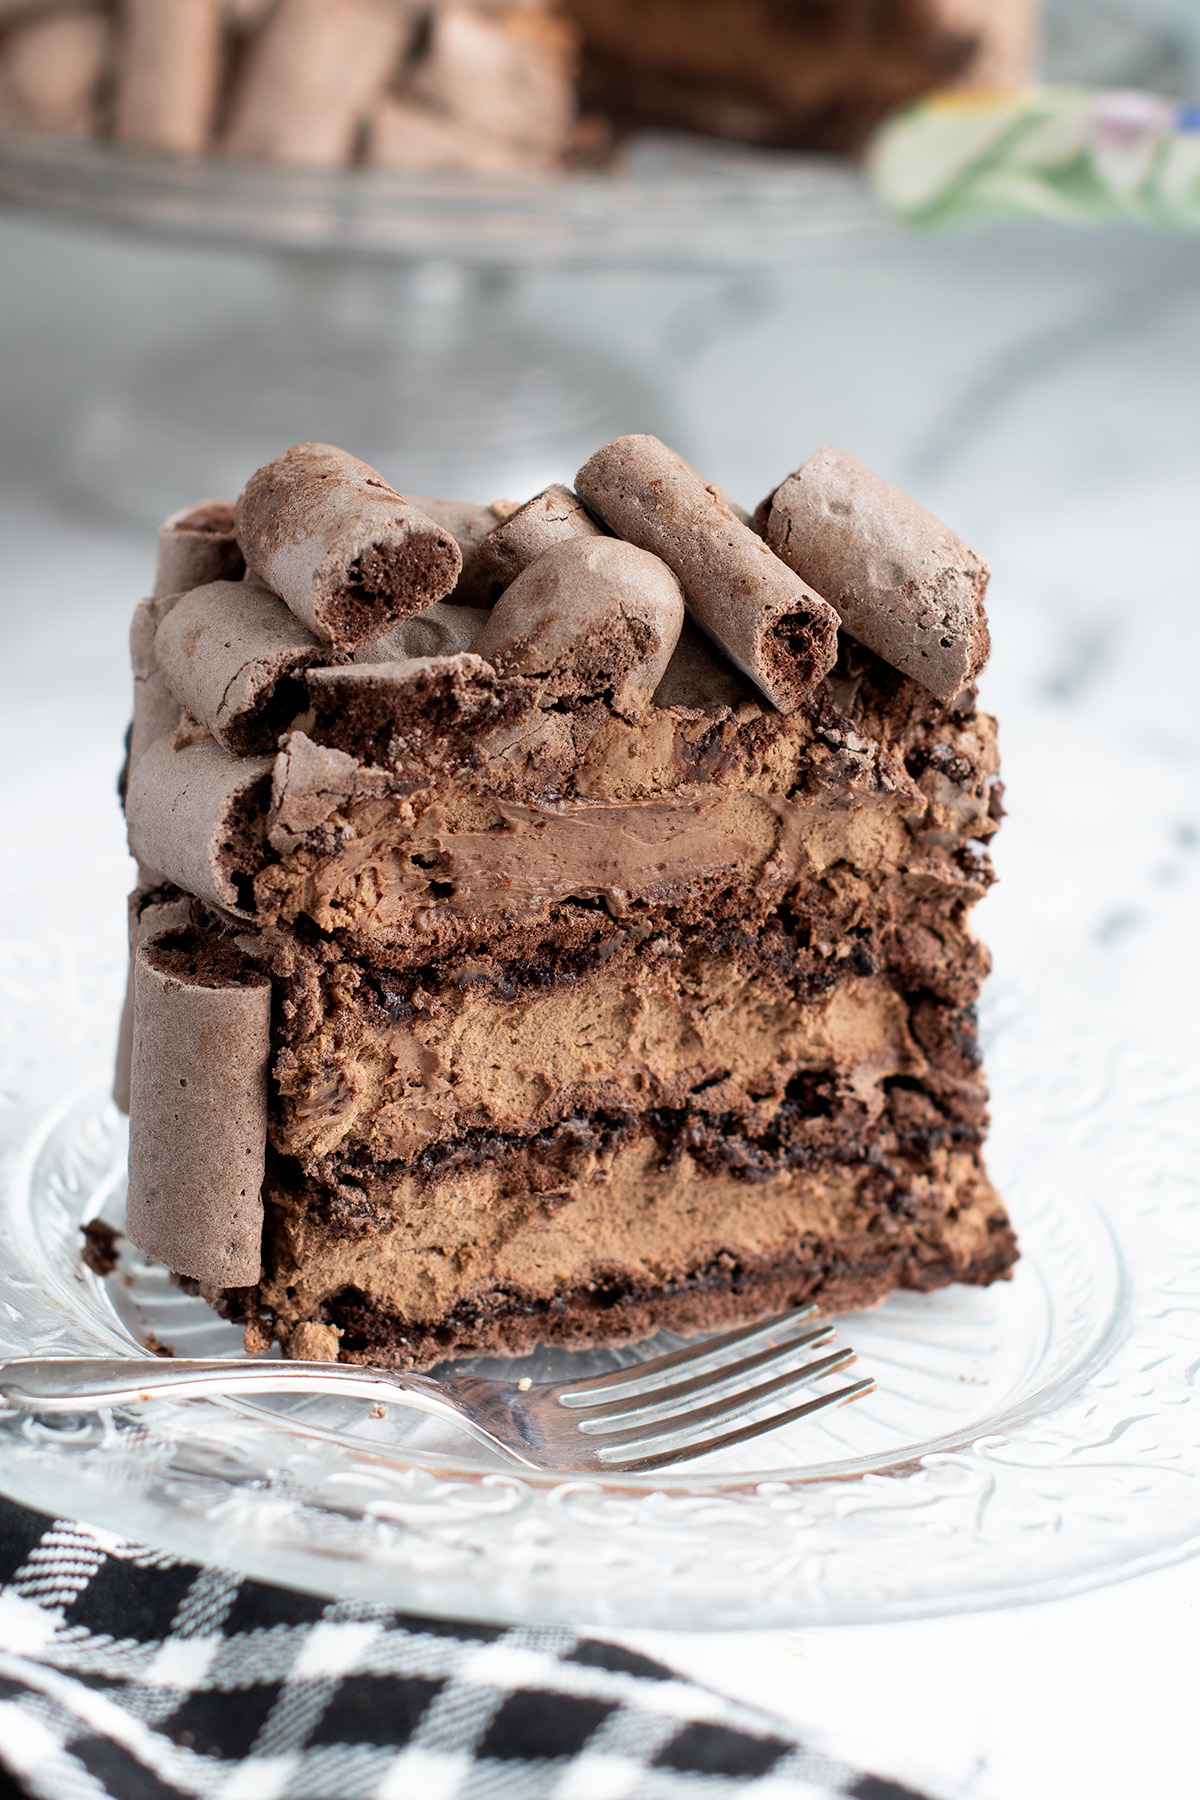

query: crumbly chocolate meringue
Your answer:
[126,737,272,917]
[153,499,244,599]
[352,600,490,667]
[126,929,270,1287]
[113,888,195,1115]
[155,577,330,756]
[114,0,224,156]
[470,534,684,718]
[756,445,990,700]
[221,0,409,165]
[576,434,839,713]
[234,442,462,653]
[306,652,537,769]
[477,483,604,588]
[403,497,506,608]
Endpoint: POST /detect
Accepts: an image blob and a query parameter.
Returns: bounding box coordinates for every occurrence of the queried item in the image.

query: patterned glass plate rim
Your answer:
[0,125,891,270]
[0,947,1197,1633]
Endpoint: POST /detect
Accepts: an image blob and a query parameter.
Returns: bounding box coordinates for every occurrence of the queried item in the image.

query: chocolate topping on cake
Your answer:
[128,591,187,780]
[652,618,756,714]
[114,0,226,158]
[0,9,112,139]
[477,483,605,588]
[306,653,538,770]
[352,600,490,666]
[576,433,840,714]
[154,577,333,756]
[154,498,244,599]
[470,535,685,719]
[126,737,272,917]
[403,496,506,608]
[234,443,463,653]
[268,732,361,854]
[757,445,991,700]
[222,0,410,165]
[113,887,196,1115]
[126,928,270,1288]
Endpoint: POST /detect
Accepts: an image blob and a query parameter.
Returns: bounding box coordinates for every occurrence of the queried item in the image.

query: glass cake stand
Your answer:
[0,127,887,269]
[0,128,891,526]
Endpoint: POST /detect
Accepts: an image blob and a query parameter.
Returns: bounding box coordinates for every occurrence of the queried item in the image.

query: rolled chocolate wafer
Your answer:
[366,99,546,174]
[113,0,224,155]
[126,737,273,916]
[222,0,275,26]
[155,579,330,756]
[113,888,195,1114]
[154,499,244,598]
[128,592,186,776]
[127,666,182,779]
[0,8,111,136]
[126,928,270,1287]
[235,443,463,653]
[307,654,537,770]
[404,496,503,607]
[477,483,602,588]
[0,0,102,15]
[399,3,574,167]
[575,435,839,714]
[353,600,490,666]
[470,535,684,719]
[223,0,411,166]
[755,446,990,701]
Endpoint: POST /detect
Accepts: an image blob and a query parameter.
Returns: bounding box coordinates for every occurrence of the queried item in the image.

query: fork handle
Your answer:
[0,1356,445,1414]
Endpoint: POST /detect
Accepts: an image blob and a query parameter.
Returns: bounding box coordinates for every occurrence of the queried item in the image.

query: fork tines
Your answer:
[558,1305,874,1472]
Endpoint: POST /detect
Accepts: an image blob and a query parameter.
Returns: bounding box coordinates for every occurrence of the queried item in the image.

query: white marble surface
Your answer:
[625,1555,1200,1800]
[1,205,1199,1798]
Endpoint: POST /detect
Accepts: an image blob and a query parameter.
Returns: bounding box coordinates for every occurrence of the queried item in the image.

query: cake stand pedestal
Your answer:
[59,254,682,524]
[0,127,888,520]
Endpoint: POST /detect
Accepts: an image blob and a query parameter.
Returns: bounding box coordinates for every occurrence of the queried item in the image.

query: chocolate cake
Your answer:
[564,0,1039,155]
[115,435,1015,1369]
[0,0,1036,168]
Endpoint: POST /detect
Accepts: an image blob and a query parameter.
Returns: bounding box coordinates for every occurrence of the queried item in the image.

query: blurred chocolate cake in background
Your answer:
[564,0,1039,153]
[0,0,1037,171]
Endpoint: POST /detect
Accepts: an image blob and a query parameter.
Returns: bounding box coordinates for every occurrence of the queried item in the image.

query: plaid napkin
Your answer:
[0,1495,931,1800]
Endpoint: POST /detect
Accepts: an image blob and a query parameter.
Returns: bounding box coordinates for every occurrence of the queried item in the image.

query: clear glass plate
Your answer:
[0,127,888,270]
[1,943,1196,1631]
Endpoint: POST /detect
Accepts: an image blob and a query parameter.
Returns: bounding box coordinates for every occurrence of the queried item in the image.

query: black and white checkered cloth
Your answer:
[0,1497,931,1800]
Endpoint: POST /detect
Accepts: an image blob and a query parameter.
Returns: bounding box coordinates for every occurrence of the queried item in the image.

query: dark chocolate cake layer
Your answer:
[117,437,1015,1368]
[563,0,1036,154]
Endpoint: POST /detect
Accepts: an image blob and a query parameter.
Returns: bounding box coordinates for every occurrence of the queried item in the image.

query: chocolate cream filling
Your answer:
[273,958,941,1167]
[142,633,1009,1362]
[242,1133,1012,1365]
[234,894,1005,1366]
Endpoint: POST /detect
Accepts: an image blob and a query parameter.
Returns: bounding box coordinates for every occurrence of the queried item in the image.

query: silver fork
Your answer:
[0,1306,872,1474]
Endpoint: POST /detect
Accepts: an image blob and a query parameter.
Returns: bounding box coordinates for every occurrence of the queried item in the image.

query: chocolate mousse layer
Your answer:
[119,438,1015,1367]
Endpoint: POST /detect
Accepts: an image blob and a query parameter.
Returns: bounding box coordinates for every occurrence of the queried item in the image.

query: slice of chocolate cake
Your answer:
[116,435,1015,1369]
[563,0,1038,155]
